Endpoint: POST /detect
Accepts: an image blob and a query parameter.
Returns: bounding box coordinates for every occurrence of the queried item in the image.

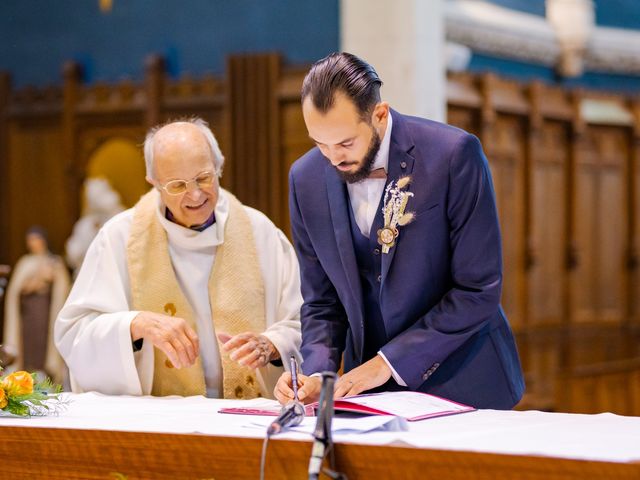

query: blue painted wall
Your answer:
[487,0,545,17]
[0,1,339,87]
[594,0,640,29]
[1,1,638,92]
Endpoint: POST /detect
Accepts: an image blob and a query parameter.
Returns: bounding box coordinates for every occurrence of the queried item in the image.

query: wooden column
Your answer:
[0,72,10,342]
[566,90,585,318]
[62,62,83,222]
[518,81,540,408]
[629,100,640,328]
[145,54,165,129]
[551,87,580,411]
[561,89,586,375]
[0,73,11,265]
[479,73,528,330]
[226,53,284,228]
[525,81,543,326]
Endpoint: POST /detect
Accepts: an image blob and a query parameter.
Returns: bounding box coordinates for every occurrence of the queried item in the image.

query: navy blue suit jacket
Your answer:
[289,111,525,409]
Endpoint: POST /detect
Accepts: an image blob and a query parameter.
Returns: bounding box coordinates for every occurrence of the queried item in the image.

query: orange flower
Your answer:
[1,371,34,396]
[0,387,7,409]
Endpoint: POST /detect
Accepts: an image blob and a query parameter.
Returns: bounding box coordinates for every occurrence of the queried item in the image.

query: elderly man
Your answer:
[56,118,302,399]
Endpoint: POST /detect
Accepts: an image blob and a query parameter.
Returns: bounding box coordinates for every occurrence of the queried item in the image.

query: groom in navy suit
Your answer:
[274,52,524,409]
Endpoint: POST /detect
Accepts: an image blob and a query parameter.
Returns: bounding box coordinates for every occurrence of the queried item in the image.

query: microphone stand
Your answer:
[308,371,347,480]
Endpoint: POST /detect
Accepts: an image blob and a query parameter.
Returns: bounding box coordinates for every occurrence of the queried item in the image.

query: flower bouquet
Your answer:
[0,369,65,417]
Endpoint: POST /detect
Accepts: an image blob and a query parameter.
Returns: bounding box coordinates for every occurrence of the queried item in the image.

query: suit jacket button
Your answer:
[422,372,430,381]
[373,248,380,255]
[401,161,407,169]
[376,274,381,283]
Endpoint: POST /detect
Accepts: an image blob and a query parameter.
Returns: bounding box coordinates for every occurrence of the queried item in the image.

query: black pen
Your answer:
[290,355,299,402]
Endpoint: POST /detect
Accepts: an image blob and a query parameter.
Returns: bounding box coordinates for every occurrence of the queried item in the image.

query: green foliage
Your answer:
[5,398,30,416]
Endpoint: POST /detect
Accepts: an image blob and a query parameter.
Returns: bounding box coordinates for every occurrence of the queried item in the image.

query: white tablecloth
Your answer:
[1,392,639,464]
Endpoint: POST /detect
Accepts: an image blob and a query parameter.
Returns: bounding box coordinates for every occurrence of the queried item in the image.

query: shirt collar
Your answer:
[372,111,393,173]
[165,208,215,232]
[154,189,230,250]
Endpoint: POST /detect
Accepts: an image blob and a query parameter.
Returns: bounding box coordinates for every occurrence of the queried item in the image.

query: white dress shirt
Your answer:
[347,113,393,237]
[343,113,407,387]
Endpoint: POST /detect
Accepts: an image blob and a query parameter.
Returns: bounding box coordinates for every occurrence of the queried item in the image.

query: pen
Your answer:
[290,355,299,402]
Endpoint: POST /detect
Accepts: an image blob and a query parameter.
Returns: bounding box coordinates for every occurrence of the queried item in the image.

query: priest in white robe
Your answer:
[55,118,302,399]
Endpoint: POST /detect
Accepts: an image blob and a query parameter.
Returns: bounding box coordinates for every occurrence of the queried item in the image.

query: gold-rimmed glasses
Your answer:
[156,171,215,196]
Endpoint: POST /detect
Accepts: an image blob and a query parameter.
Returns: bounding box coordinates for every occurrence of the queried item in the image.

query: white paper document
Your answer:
[324,391,475,421]
[246,414,408,435]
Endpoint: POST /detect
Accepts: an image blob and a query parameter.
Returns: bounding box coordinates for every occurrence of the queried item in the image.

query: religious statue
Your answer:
[65,177,125,276]
[2,227,70,383]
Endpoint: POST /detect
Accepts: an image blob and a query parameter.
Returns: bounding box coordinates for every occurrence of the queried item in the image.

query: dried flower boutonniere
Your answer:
[377,175,415,254]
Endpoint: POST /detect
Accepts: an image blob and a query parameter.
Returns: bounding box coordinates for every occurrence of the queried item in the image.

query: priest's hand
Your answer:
[274,372,322,405]
[217,332,280,370]
[333,354,391,398]
[130,311,199,369]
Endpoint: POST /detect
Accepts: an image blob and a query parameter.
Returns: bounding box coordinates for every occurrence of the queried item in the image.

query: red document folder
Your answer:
[219,404,315,416]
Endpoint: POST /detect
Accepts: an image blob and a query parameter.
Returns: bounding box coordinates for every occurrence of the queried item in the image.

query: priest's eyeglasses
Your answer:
[157,171,215,195]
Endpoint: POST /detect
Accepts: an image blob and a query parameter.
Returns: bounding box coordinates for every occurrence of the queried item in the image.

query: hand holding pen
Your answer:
[273,356,323,405]
[290,355,299,402]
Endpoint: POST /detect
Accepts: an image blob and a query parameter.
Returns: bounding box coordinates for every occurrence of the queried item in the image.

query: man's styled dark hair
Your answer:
[301,52,383,121]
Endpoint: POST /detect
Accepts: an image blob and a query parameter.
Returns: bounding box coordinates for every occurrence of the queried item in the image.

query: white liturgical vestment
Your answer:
[55,189,303,398]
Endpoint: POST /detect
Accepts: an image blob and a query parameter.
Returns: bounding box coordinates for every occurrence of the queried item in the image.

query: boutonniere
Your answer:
[377,175,415,254]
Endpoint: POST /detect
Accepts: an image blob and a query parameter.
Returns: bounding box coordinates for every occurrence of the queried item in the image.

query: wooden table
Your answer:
[4,425,640,480]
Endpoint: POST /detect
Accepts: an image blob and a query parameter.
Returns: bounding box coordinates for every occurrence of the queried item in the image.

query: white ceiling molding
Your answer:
[445,0,640,76]
[586,26,640,75]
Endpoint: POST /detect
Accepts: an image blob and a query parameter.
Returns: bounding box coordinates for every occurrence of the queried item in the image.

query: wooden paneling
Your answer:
[6,119,69,256]
[478,75,528,330]
[486,114,528,330]
[528,119,569,328]
[0,73,11,338]
[631,101,640,326]
[277,67,314,238]
[1,58,640,415]
[447,72,640,414]
[0,74,10,266]
[571,125,630,325]
[0,54,251,268]
[558,358,640,415]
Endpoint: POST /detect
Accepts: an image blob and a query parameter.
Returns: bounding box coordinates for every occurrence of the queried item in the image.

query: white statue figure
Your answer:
[66,177,125,275]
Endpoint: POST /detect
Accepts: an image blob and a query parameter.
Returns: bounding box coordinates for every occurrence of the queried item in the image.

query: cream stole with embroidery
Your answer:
[127,189,266,398]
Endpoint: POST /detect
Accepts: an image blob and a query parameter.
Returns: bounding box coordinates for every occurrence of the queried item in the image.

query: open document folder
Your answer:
[219,391,475,422]
[314,391,475,421]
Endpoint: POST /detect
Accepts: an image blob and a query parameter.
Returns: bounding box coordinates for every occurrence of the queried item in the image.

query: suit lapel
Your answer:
[325,164,363,312]
[381,112,416,283]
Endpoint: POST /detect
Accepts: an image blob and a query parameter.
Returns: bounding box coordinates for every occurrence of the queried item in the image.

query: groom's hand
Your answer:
[333,354,391,398]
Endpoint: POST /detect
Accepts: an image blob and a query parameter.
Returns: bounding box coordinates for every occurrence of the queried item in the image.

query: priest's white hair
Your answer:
[143,116,225,179]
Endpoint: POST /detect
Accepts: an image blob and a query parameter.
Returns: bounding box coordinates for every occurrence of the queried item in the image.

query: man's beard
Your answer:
[337,128,382,184]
